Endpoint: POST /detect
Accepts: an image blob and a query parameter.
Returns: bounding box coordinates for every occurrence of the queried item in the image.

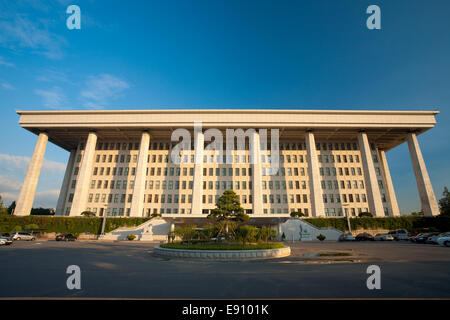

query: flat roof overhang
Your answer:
[16,109,439,152]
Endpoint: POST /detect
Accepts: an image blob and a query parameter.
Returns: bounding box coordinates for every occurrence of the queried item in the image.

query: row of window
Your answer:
[321,180,365,190]
[82,151,376,166]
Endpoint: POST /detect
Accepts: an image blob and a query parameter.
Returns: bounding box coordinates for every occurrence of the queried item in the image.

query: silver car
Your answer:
[374,233,394,241]
[11,232,36,241]
[0,237,13,245]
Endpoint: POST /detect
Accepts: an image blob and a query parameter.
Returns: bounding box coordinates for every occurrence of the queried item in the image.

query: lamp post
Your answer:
[342,203,352,234]
[100,203,107,236]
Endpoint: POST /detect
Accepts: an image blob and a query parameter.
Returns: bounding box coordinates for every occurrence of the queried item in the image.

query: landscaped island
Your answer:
[160,242,285,250]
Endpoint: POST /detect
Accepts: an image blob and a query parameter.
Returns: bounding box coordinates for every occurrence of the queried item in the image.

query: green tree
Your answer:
[207,190,249,240]
[236,225,259,244]
[0,195,8,215]
[290,210,304,218]
[30,207,55,215]
[150,212,161,218]
[7,201,16,215]
[174,224,197,243]
[358,211,373,218]
[81,210,95,217]
[438,187,450,217]
[258,226,276,242]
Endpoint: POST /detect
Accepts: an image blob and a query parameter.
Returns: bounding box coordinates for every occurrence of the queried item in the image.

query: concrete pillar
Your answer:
[130,131,150,217]
[407,132,439,216]
[378,150,400,216]
[55,150,77,216]
[191,129,204,215]
[15,132,48,216]
[305,131,325,217]
[357,131,384,216]
[70,132,97,216]
[251,131,263,215]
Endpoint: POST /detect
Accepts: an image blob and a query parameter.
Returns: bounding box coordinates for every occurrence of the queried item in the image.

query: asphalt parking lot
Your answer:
[0,240,449,298]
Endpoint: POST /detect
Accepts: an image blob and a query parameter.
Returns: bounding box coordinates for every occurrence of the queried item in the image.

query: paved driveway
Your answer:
[0,240,449,298]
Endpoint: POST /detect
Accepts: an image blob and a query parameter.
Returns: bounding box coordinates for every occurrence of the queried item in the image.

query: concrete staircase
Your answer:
[99,218,171,241]
[279,218,344,241]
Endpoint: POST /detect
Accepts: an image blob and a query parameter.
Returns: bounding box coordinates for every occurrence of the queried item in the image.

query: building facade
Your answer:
[14,109,440,218]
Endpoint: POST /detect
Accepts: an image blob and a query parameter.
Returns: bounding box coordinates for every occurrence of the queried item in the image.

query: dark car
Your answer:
[411,233,433,243]
[355,232,375,241]
[0,233,11,238]
[56,234,77,241]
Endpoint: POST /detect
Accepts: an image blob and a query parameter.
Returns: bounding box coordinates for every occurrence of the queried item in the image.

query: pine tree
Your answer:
[438,187,450,217]
[207,190,249,239]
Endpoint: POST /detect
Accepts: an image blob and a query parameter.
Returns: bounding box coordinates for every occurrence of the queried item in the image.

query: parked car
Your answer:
[355,232,375,241]
[374,233,394,241]
[11,232,35,241]
[388,230,409,241]
[56,234,77,241]
[0,232,11,238]
[412,233,434,243]
[0,237,13,245]
[426,232,446,244]
[436,233,450,247]
[338,233,355,241]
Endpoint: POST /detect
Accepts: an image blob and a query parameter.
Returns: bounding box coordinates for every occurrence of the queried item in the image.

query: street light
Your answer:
[100,203,108,236]
[342,203,352,234]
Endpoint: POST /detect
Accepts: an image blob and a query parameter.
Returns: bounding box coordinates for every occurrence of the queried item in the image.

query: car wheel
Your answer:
[445,241,450,247]
[16,237,21,240]
[31,238,35,241]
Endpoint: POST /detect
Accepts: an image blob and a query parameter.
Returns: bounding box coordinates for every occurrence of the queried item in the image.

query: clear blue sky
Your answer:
[0,0,449,213]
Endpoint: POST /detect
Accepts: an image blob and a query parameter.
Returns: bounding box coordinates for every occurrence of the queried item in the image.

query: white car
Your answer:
[437,234,450,247]
[374,233,394,241]
[11,232,36,241]
[0,237,13,245]
[339,233,355,241]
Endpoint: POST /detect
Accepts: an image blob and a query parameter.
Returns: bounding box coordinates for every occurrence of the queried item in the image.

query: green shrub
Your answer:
[11,225,22,232]
[24,223,40,230]
[127,234,136,241]
[317,234,326,241]
[235,225,259,244]
[258,226,276,242]
[161,242,284,250]
[174,224,197,243]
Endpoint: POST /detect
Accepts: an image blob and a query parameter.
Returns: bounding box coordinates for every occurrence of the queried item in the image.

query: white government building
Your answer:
[14,109,440,219]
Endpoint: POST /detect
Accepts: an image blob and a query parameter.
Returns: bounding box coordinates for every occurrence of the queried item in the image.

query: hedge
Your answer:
[0,216,149,235]
[304,216,450,232]
[1,215,448,235]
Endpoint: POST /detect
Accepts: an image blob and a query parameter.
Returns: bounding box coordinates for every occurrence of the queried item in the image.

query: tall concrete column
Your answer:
[305,131,325,217]
[191,129,204,215]
[407,132,439,216]
[378,150,400,216]
[70,132,97,216]
[130,131,150,217]
[251,131,263,215]
[15,132,48,216]
[55,150,77,216]
[357,131,384,216]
